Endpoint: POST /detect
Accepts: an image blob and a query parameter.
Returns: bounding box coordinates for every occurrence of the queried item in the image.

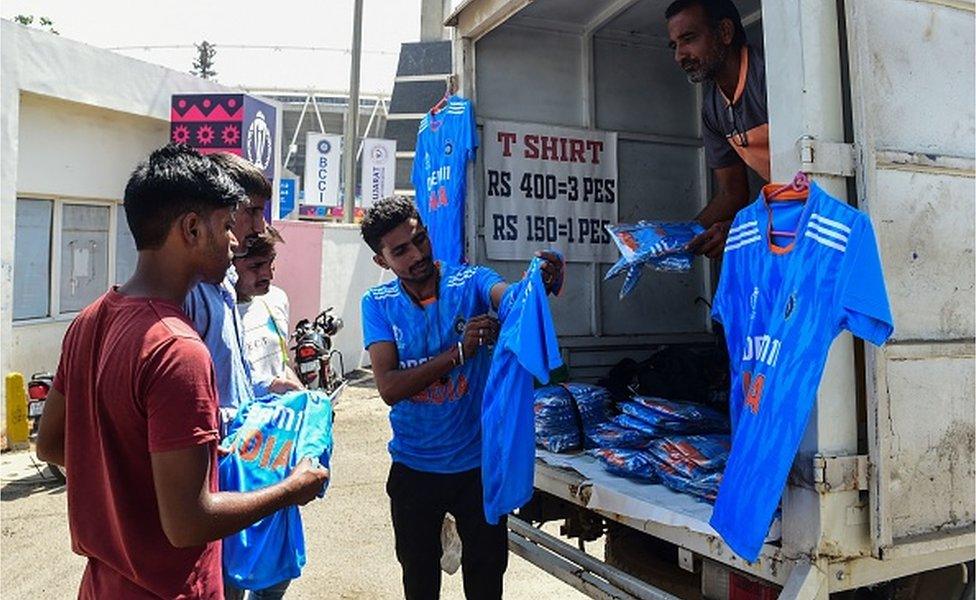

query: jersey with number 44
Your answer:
[412,96,477,265]
[709,182,893,563]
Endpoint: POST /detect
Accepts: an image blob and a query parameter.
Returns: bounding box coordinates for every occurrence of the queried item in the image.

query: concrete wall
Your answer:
[274,220,390,373]
[1,20,233,429]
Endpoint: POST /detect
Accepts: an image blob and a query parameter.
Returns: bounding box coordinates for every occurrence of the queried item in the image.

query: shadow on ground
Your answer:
[1,464,65,501]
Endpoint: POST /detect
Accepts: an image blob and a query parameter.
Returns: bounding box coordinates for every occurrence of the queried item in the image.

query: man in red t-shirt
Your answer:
[36,144,329,599]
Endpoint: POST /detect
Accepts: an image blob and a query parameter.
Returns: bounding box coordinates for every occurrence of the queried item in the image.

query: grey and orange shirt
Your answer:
[701,45,770,181]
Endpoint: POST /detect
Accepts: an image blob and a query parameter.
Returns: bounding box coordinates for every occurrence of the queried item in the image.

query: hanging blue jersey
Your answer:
[482,258,563,524]
[709,182,893,562]
[219,390,335,590]
[362,262,503,473]
[412,96,478,265]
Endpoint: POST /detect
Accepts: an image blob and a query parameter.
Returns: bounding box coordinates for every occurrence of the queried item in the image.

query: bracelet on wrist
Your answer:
[456,341,465,366]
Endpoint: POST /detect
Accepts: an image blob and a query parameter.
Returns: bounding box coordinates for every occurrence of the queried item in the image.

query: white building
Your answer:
[0,20,236,428]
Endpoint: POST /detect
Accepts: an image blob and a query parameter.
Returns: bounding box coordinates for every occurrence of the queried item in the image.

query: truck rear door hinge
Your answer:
[790,453,869,493]
[813,454,868,493]
[798,137,857,177]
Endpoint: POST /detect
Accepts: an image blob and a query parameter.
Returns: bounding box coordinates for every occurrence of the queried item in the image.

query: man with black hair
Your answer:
[235,229,303,397]
[184,152,299,420]
[360,196,564,600]
[666,0,769,257]
[36,144,328,599]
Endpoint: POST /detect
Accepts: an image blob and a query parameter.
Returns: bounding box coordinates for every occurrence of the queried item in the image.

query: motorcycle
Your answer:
[27,372,67,484]
[292,308,345,394]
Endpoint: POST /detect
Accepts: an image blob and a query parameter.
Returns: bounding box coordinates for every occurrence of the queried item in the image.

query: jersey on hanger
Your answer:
[481,257,562,524]
[710,181,893,562]
[361,262,502,473]
[412,96,478,265]
[219,390,334,590]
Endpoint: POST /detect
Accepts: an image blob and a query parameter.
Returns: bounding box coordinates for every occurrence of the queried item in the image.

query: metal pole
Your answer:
[342,0,364,223]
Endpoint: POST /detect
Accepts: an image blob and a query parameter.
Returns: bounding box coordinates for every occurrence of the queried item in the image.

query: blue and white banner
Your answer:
[360,138,397,208]
[304,133,342,206]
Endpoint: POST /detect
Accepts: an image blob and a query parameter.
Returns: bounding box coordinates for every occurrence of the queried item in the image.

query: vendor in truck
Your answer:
[666,0,769,258]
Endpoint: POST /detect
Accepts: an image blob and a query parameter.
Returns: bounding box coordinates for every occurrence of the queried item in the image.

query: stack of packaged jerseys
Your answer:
[589,434,729,503]
[644,435,730,502]
[616,396,728,435]
[604,221,705,299]
[534,383,611,453]
[587,394,731,503]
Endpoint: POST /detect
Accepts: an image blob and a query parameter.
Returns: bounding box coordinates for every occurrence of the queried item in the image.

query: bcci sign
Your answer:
[360,138,396,208]
[305,133,342,206]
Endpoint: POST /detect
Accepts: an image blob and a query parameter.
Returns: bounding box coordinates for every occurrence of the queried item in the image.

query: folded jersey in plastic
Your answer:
[219,390,335,590]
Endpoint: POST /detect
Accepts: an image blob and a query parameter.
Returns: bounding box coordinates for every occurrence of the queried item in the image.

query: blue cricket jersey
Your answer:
[219,390,335,590]
[710,182,893,562]
[482,258,563,524]
[361,262,503,473]
[412,96,478,265]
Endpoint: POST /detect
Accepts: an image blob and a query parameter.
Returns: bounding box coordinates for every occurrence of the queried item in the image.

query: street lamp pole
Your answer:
[342,0,364,223]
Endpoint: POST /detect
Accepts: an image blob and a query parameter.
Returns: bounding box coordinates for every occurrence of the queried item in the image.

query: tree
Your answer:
[191,41,217,80]
[13,14,58,35]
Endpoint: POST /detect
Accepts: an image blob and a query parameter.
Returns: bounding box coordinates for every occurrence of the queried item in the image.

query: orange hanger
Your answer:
[430,93,449,115]
[430,74,457,115]
[767,171,810,201]
[766,171,810,238]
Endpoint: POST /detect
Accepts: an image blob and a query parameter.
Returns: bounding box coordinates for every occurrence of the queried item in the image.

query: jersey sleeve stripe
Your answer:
[804,231,847,252]
[810,213,852,234]
[725,234,762,252]
[807,222,849,243]
[726,227,760,245]
[729,220,759,234]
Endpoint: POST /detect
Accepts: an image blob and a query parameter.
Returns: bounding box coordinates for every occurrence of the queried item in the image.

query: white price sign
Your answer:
[483,120,618,262]
[304,133,342,205]
[360,138,397,208]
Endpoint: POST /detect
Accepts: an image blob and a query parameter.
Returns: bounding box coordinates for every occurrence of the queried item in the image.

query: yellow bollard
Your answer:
[5,372,30,450]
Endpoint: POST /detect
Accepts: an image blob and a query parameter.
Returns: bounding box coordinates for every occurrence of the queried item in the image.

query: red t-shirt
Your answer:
[54,289,223,599]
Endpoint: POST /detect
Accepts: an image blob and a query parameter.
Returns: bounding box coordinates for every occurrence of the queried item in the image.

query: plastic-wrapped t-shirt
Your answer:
[644,435,730,480]
[586,421,654,449]
[589,448,659,481]
[482,257,562,525]
[562,383,613,428]
[604,221,705,298]
[534,386,581,453]
[623,396,728,434]
[219,390,334,590]
[533,383,612,453]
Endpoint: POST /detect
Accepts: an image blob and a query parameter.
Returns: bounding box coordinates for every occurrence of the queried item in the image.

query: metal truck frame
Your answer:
[441,0,975,598]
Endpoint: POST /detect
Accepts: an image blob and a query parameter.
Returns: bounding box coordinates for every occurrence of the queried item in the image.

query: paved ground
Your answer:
[1,380,593,599]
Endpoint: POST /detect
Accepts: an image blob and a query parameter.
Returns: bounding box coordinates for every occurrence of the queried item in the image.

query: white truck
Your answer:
[441,0,975,597]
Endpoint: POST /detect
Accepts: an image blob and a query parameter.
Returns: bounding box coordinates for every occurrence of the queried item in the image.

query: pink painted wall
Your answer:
[271,220,323,334]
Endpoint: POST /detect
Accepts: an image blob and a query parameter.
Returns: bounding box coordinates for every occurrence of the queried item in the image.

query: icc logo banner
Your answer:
[304,133,343,206]
[360,138,397,208]
[170,93,278,182]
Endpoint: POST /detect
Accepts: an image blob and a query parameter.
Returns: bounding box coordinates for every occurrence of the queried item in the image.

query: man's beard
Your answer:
[684,43,728,84]
[400,256,436,284]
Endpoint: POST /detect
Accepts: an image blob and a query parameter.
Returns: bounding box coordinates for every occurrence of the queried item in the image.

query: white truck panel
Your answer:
[874,168,975,341]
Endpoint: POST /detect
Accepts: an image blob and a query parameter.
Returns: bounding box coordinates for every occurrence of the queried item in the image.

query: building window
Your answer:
[13,197,130,322]
[13,199,53,320]
[59,204,111,313]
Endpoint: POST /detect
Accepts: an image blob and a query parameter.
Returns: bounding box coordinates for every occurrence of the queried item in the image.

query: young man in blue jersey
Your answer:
[359,196,564,600]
